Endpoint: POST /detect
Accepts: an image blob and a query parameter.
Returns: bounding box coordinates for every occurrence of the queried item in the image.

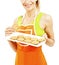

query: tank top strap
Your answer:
[34,12,45,36]
[17,16,23,26]
[17,12,45,36]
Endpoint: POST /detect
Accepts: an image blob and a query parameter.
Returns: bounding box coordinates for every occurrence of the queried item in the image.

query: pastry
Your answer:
[17,35,25,42]
[10,36,18,40]
[24,36,31,43]
[39,38,45,42]
[31,38,39,45]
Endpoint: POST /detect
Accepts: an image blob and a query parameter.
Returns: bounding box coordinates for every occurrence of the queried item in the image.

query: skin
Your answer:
[5,0,55,52]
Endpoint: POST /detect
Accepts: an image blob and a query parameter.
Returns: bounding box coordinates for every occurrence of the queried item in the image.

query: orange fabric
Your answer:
[15,25,47,65]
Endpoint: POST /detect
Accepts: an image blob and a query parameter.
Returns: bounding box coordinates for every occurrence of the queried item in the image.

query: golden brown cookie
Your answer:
[10,36,18,40]
[31,38,39,45]
[38,38,45,42]
[17,35,25,42]
[24,36,31,43]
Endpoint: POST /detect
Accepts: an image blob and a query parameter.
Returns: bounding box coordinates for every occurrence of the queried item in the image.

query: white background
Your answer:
[0,0,59,65]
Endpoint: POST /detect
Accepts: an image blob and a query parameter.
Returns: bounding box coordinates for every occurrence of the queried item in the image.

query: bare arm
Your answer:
[5,18,18,52]
[44,15,55,47]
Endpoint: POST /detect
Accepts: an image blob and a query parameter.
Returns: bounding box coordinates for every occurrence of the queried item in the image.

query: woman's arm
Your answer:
[44,15,55,47]
[5,18,18,52]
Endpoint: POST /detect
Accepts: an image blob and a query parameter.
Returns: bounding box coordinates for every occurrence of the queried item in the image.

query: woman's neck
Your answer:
[25,8,39,17]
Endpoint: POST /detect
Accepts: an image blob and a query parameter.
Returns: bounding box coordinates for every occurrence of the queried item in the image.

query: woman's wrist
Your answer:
[45,37,55,47]
[43,33,54,47]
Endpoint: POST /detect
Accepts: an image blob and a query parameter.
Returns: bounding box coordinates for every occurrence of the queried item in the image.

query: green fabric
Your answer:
[34,12,45,36]
[17,16,22,26]
[17,12,45,36]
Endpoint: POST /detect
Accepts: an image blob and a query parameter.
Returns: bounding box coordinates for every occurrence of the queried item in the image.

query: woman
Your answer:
[5,0,55,65]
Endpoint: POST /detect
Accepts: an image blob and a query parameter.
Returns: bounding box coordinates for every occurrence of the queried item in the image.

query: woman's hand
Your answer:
[42,33,55,47]
[5,27,15,36]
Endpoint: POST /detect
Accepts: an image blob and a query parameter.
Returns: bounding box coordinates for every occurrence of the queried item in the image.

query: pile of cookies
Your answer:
[10,35,45,45]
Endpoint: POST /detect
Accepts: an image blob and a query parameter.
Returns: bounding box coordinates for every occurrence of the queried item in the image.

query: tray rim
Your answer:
[6,32,46,47]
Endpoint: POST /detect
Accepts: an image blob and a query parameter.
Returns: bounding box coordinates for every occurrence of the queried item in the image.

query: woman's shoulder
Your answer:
[40,12,52,20]
[43,13,52,20]
[38,12,53,29]
[12,15,23,28]
[13,15,23,24]
[37,11,52,20]
[41,12,53,25]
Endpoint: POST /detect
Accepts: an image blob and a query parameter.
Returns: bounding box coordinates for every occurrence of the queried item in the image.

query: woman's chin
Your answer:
[24,7,33,11]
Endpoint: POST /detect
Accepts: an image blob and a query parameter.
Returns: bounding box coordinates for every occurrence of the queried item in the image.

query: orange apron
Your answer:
[15,25,47,65]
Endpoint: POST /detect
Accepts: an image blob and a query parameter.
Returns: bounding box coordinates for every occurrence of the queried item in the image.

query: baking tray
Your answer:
[6,32,46,47]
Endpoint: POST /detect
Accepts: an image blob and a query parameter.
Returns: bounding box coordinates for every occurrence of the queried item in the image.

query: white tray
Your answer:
[6,32,46,47]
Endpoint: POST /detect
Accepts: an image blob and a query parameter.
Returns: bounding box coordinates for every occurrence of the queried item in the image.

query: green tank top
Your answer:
[17,12,45,36]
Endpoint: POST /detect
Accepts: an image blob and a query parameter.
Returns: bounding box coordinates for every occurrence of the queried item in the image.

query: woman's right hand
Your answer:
[5,27,15,36]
